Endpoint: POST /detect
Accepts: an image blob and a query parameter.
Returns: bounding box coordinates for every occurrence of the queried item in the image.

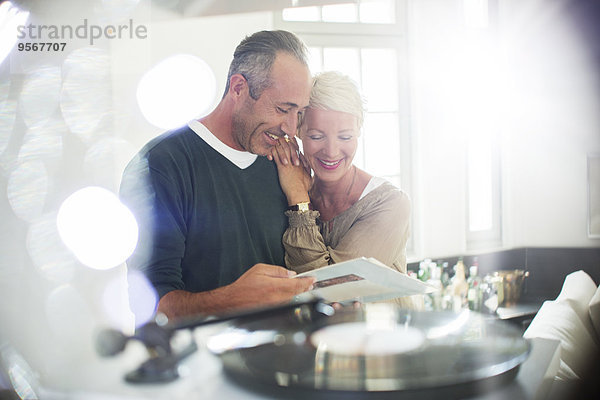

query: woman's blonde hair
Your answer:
[307,71,366,129]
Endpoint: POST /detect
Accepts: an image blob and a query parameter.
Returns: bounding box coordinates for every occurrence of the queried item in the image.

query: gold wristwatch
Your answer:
[287,201,312,212]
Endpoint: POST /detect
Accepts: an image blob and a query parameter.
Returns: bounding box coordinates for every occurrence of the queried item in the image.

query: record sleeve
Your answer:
[292,257,436,303]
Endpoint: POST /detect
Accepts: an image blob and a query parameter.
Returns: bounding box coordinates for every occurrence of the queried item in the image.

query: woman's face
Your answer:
[300,108,359,183]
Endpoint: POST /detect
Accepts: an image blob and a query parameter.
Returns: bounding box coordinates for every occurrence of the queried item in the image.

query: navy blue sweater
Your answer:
[120,126,287,299]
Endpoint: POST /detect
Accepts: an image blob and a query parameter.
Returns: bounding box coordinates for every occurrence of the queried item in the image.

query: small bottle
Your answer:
[481,274,499,314]
[440,261,451,287]
[450,257,468,311]
[418,259,431,282]
[426,262,443,311]
[467,262,482,312]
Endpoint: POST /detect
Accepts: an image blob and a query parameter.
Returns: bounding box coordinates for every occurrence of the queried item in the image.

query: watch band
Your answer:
[287,201,313,212]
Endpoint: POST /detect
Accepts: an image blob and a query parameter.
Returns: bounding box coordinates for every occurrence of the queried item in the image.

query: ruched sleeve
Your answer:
[283,184,411,276]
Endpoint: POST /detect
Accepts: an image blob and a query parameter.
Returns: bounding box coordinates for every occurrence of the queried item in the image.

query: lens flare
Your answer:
[45,284,94,345]
[26,213,77,284]
[18,117,65,170]
[56,186,138,270]
[60,47,111,142]
[7,160,48,223]
[19,66,61,128]
[136,54,217,129]
[83,137,137,191]
[0,2,30,67]
[102,270,136,333]
[126,270,158,328]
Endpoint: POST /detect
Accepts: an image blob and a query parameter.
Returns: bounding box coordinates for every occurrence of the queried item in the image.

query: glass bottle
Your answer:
[450,257,468,311]
[467,263,482,312]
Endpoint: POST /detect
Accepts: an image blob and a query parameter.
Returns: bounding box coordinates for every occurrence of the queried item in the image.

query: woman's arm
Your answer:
[284,187,411,274]
[271,138,312,206]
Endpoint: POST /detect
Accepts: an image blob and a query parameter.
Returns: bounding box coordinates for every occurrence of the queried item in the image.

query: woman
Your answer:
[272,71,417,308]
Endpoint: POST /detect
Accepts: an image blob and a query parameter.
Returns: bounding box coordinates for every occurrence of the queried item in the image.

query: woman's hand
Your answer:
[271,137,312,206]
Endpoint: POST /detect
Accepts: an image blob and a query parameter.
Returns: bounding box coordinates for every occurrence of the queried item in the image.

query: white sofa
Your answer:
[523,270,600,396]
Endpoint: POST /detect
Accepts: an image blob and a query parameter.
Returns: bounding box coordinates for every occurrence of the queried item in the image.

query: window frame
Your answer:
[273,1,415,254]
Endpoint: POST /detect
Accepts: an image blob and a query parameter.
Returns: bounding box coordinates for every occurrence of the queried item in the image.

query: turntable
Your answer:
[97,300,531,399]
[205,302,531,399]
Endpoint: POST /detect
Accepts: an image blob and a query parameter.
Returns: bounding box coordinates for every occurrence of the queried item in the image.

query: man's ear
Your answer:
[228,74,248,99]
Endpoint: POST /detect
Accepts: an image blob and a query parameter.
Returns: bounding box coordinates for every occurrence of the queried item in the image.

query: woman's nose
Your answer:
[324,139,338,158]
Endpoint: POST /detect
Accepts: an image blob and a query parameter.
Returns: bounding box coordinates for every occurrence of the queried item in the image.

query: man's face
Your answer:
[231,53,311,156]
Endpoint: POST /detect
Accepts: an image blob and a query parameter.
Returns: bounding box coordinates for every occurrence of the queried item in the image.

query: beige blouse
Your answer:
[283,181,420,308]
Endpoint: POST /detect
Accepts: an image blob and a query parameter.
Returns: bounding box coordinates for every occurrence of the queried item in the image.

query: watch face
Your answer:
[298,203,310,212]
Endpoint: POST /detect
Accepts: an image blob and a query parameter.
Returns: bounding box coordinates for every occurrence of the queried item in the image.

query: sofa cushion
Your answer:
[523,270,599,380]
[589,286,600,340]
[524,299,598,380]
[555,270,598,339]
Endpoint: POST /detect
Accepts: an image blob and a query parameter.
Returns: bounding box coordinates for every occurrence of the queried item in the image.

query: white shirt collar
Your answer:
[188,119,258,169]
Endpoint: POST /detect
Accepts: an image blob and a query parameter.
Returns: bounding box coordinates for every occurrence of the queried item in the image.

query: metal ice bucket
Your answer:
[493,269,529,307]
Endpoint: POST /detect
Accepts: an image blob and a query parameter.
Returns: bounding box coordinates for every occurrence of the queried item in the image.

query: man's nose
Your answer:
[281,112,299,138]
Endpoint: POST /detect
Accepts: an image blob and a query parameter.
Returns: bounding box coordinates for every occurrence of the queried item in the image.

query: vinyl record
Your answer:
[206,302,530,398]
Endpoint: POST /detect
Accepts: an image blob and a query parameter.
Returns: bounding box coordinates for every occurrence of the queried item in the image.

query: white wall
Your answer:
[408,0,600,260]
[110,7,273,151]
[409,0,469,259]
[499,0,600,248]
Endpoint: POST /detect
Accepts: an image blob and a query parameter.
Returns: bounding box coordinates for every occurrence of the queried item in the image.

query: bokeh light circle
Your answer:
[137,54,217,129]
[7,160,49,222]
[56,186,139,270]
[60,47,111,142]
[19,66,61,127]
[83,137,137,190]
[126,270,158,328]
[26,213,78,284]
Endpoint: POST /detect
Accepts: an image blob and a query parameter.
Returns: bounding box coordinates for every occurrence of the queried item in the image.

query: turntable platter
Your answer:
[206,303,530,396]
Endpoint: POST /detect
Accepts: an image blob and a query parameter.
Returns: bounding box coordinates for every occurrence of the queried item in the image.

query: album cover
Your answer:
[293,257,437,303]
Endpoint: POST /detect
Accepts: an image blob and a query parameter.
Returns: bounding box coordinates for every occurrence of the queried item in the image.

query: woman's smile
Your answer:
[317,157,344,170]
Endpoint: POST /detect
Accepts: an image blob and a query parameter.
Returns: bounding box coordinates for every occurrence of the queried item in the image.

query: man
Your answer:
[120,30,315,321]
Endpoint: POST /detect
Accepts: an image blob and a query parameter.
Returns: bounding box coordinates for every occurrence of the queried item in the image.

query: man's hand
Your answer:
[157,264,316,320]
[228,263,316,306]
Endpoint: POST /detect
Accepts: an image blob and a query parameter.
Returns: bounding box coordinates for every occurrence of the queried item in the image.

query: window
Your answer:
[278,0,504,255]
[275,0,410,196]
[463,0,502,248]
[282,0,396,24]
[275,0,413,251]
[467,131,502,247]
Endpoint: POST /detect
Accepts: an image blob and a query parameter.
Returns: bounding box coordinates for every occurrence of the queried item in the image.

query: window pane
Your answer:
[363,112,400,176]
[322,3,357,23]
[282,6,320,22]
[359,0,395,24]
[361,48,398,112]
[468,134,493,231]
[307,47,323,74]
[323,47,361,85]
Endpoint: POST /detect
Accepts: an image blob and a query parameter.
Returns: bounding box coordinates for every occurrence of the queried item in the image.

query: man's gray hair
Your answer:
[223,30,309,100]
[309,71,366,129]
